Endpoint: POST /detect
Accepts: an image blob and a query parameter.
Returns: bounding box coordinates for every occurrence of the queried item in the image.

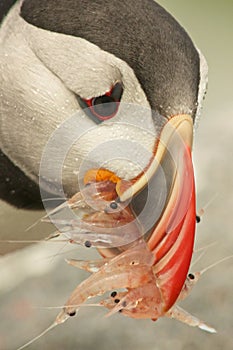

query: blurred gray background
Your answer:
[0,1,233,349]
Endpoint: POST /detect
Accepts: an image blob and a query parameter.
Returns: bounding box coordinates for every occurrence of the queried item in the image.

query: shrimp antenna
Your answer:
[25,197,70,232]
[43,197,66,202]
[200,254,233,276]
[35,303,103,310]
[16,321,58,350]
[0,239,45,244]
[196,193,218,221]
[191,249,206,268]
[0,237,68,245]
[194,241,218,253]
[48,241,70,265]
[191,241,218,267]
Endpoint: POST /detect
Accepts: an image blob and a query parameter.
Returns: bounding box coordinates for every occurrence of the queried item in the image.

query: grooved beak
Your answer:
[115,114,196,310]
[125,114,196,311]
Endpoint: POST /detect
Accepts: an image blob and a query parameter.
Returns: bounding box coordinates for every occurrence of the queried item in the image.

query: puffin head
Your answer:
[0,0,208,213]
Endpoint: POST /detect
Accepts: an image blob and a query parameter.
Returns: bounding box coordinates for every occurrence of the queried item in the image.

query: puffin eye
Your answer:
[77,82,123,124]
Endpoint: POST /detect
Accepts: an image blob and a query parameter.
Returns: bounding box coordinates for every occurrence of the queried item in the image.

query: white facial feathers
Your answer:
[0,3,158,192]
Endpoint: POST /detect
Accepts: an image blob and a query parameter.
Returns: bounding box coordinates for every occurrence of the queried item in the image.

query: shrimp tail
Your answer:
[166,305,216,333]
[65,258,110,272]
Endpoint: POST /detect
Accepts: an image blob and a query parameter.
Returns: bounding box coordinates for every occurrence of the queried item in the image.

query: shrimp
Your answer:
[42,179,145,250]
[18,241,233,350]
[15,126,218,349]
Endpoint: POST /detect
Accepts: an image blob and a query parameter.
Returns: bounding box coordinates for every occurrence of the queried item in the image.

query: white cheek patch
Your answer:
[41,109,158,196]
[0,2,157,192]
[0,3,80,183]
[67,118,156,178]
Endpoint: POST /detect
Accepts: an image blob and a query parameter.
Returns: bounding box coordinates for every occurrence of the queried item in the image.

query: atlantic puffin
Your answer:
[0,0,208,218]
[0,1,214,343]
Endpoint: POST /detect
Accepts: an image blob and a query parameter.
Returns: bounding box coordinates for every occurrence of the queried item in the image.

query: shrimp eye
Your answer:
[110,201,118,210]
[84,240,92,248]
[77,82,123,124]
[188,273,195,280]
[111,291,117,298]
[68,311,76,317]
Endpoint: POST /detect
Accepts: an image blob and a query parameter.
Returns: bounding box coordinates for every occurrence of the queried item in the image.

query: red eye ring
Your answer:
[78,82,123,123]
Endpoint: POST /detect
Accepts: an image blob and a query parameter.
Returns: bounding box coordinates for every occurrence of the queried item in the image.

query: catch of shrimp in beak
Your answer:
[17,115,217,350]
